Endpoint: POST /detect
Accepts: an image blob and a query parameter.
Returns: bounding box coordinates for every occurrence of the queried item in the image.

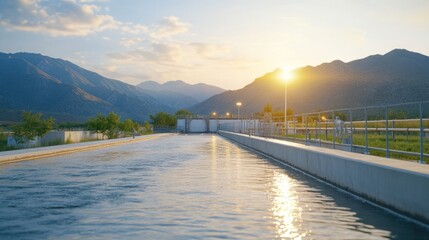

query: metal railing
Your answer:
[219,101,429,164]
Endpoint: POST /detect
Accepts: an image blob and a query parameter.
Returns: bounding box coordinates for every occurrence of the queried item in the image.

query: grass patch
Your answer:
[279,130,428,163]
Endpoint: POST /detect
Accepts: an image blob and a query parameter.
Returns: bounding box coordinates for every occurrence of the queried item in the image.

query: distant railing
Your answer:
[176,114,243,119]
[153,125,177,133]
[219,101,429,164]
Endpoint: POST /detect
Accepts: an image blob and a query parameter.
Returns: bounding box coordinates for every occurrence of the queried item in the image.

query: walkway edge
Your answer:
[0,133,174,165]
[218,130,429,225]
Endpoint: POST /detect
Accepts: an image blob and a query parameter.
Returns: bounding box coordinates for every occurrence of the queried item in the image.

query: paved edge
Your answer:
[0,133,174,165]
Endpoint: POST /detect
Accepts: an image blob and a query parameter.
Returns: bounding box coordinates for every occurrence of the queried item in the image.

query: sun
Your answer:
[279,68,295,82]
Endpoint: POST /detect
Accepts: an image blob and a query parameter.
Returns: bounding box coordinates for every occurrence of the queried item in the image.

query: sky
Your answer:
[1,0,429,90]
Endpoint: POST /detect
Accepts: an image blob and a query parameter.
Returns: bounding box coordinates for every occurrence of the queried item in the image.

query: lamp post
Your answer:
[280,69,294,137]
[236,102,242,119]
[212,112,217,118]
[226,112,230,118]
[284,80,287,135]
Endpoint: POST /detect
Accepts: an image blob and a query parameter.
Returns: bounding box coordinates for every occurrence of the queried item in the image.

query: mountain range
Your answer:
[137,80,224,109]
[0,52,174,122]
[190,49,429,116]
[0,52,223,122]
[1,49,428,122]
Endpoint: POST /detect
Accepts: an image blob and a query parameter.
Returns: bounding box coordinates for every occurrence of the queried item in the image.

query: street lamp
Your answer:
[280,69,294,136]
[212,112,217,118]
[226,112,230,118]
[236,102,242,119]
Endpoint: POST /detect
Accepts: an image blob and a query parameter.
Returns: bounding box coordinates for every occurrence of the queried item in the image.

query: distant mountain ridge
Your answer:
[0,52,172,122]
[190,49,429,115]
[2,49,427,122]
[137,80,225,109]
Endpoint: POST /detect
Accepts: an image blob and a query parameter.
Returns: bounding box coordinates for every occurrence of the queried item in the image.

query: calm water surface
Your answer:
[0,134,428,239]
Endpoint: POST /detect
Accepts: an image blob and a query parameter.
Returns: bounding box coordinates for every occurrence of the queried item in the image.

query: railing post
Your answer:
[302,115,305,142]
[286,113,288,139]
[325,119,328,140]
[332,111,335,149]
[386,106,390,158]
[350,108,353,152]
[294,117,297,141]
[305,115,309,145]
[420,102,424,164]
[365,107,369,154]
[318,112,321,146]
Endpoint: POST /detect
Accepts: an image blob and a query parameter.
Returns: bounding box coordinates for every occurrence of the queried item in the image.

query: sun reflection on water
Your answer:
[271,171,309,239]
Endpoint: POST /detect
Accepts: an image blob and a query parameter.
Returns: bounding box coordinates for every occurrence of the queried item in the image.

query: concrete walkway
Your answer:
[0,133,174,165]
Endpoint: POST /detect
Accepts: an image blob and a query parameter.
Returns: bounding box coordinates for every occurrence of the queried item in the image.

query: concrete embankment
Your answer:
[218,130,429,225]
[0,133,173,165]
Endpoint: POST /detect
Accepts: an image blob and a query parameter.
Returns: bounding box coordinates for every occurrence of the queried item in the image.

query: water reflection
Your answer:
[0,135,427,239]
[271,171,308,239]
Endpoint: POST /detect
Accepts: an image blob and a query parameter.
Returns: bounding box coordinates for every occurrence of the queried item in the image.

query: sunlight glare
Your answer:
[280,68,295,83]
[271,171,308,239]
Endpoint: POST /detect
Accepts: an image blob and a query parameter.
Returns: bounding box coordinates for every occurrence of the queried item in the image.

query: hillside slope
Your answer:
[0,53,172,122]
[137,80,225,108]
[190,49,429,115]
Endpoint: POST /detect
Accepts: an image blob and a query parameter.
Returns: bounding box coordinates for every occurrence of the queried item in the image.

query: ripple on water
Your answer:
[0,135,428,239]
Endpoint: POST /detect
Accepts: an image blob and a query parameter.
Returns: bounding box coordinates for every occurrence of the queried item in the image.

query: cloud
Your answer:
[0,0,118,36]
[188,42,230,58]
[109,40,259,69]
[0,1,188,40]
[121,23,148,35]
[78,0,108,2]
[105,65,118,72]
[109,42,184,64]
[120,37,145,47]
[150,16,190,39]
[106,39,261,87]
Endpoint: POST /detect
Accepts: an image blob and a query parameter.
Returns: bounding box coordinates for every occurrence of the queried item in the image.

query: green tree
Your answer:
[121,119,137,135]
[150,112,176,127]
[13,112,55,143]
[87,113,107,135]
[175,109,193,117]
[133,121,140,133]
[105,112,121,139]
[87,112,122,139]
[143,121,152,133]
[263,104,272,113]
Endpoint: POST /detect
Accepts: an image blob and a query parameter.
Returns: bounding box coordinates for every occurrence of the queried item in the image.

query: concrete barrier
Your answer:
[7,131,107,148]
[0,134,173,165]
[218,130,429,225]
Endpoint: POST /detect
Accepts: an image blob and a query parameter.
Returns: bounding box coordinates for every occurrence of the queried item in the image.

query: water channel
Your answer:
[0,134,428,239]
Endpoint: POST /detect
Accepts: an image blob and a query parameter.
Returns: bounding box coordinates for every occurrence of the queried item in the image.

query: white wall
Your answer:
[8,131,106,148]
[177,119,186,132]
[176,118,255,133]
[208,119,219,132]
[190,120,207,132]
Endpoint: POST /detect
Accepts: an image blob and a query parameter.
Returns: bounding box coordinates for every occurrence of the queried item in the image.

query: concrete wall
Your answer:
[1,134,172,165]
[61,131,106,143]
[177,119,186,132]
[208,119,218,132]
[192,120,208,132]
[218,130,429,224]
[177,118,245,133]
[8,131,106,148]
